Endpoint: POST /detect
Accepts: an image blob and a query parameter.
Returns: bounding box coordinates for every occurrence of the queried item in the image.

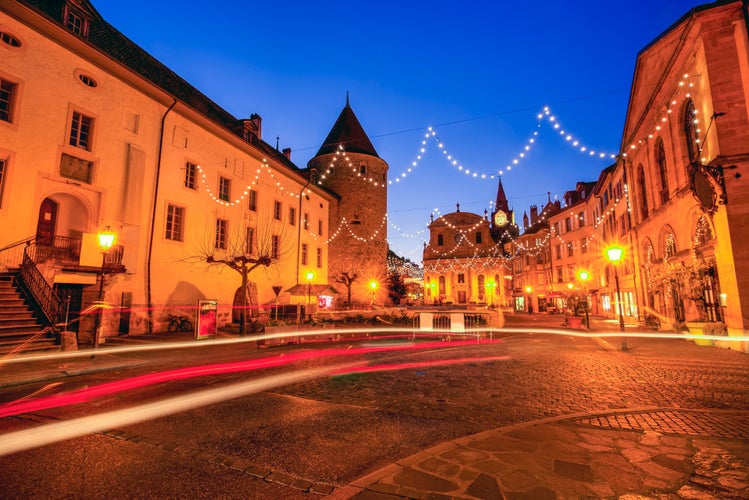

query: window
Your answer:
[316,247,322,268]
[218,176,230,202]
[578,211,585,227]
[695,216,713,245]
[271,235,280,259]
[656,138,669,204]
[553,222,560,236]
[458,274,465,284]
[78,74,97,88]
[273,201,281,220]
[565,217,571,232]
[184,162,197,189]
[246,227,254,254]
[215,219,227,249]
[359,165,366,175]
[567,242,574,257]
[63,5,89,37]
[69,111,93,150]
[301,243,308,265]
[684,99,699,164]
[318,219,323,235]
[0,78,17,123]
[665,233,677,258]
[0,158,6,208]
[555,244,562,259]
[475,231,482,244]
[0,32,22,48]
[165,204,184,241]
[303,212,309,230]
[638,164,649,220]
[289,206,296,226]
[556,267,563,283]
[581,237,588,254]
[249,189,257,211]
[437,234,444,246]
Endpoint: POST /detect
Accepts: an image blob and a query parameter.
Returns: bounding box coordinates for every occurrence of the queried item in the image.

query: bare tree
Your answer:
[335,271,359,309]
[190,215,293,336]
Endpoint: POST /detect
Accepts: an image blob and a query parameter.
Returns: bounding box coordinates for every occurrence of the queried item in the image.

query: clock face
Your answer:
[494,210,507,226]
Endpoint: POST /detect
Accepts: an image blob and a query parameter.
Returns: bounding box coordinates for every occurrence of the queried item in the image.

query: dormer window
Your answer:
[63,4,90,38]
[0,32,21,48]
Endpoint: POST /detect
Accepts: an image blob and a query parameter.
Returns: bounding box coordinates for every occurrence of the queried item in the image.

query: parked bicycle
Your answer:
[166,313,193,333]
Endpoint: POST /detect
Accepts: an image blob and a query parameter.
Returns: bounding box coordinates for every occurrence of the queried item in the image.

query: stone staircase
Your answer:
[0,271,59,355]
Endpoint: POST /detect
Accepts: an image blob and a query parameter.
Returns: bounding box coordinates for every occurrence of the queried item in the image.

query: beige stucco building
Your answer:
[0,0,347,342]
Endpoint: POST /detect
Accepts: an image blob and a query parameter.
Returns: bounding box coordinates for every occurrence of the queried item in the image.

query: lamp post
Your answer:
[486,280,496,307]
[525,285,533,314]
[93,226,115,351]
[606,246,628,351]
[577,270,590,328]
[369,280,378,308]
[306,271,314,306]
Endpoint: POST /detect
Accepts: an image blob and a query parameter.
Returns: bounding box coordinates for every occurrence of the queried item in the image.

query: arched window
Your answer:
[665,232,677,259]
[656,137,669,204]
[478,275,485,300]
[438,275,446,295]
[694,216,713,246]
[638,164,649,220]
[684,99,699,164]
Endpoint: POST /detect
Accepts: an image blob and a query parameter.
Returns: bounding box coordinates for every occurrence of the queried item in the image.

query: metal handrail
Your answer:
[19,251,62,326]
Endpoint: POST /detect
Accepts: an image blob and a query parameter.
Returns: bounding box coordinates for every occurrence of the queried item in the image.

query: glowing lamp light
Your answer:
[98,226,116,253]
[577,270,590,282]
[606,246,623,263]
[369,281,378,290]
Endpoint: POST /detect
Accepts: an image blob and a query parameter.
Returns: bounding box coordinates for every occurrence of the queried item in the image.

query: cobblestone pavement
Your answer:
[1,313,747,498]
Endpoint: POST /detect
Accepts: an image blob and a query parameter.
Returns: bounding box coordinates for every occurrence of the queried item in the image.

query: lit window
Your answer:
[218,176,230,202]
[69,111,93,150]
[184,162,197,189]
[0,79,17,123]
[215,219,228,249]
[166,205,184,241]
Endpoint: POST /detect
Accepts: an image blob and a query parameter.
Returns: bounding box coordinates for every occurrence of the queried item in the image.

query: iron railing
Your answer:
[19,252,62,326]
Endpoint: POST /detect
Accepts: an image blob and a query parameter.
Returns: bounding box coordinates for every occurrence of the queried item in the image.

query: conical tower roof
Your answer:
[314,97,379,158]
[495,178,509,212]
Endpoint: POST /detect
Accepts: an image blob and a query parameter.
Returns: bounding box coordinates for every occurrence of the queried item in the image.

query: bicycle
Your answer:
[166,313,194,333]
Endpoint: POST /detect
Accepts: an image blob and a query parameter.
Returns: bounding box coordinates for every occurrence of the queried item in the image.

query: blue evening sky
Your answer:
[96,0,703,262]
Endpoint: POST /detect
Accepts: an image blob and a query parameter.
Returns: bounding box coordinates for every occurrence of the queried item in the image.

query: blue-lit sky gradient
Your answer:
[97,1,703,261]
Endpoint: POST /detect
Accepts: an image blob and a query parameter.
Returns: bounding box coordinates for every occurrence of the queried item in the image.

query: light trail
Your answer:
[0,339,501,418]
[0,353,505,457]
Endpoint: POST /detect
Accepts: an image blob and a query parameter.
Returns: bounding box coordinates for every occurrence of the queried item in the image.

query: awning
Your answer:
[285,284,340,295]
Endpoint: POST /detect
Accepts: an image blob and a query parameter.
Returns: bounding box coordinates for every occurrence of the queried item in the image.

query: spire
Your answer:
[313,100,379,158]
[495,177,509,212]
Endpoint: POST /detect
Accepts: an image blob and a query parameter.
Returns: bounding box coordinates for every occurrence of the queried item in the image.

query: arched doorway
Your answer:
[36,198,57,245]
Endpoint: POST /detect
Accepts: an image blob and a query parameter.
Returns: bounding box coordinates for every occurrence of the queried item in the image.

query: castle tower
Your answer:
[490,177,518,242]
[307,98,389,307]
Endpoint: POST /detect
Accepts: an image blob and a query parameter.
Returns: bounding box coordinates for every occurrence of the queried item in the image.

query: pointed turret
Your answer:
[314,97,379,158]
[495,178,509,213]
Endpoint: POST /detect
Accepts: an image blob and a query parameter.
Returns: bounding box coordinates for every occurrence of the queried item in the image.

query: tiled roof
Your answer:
[313,102,379,158]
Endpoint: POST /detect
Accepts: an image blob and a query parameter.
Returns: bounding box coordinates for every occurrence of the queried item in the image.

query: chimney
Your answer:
[249,113,262,140]
[282,147,291,160]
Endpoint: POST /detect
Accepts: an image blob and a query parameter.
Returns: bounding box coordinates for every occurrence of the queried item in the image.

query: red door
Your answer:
[36,199,57,245]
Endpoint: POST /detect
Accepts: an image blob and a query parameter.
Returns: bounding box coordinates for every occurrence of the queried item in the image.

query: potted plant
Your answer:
[563,287,588,329]
[703,321,729,348]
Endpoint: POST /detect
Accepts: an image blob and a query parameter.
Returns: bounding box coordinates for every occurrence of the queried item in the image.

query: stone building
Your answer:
[306,99,389,307]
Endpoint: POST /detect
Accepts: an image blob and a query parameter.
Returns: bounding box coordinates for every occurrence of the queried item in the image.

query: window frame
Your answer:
[165,203,185,242]
[184,162,197,190]
[0,77,17,124]
[218,176,231,202]
[249,189,257,211]
[273,200,282,220]
[215,218,228,249]
[69,110,94,150]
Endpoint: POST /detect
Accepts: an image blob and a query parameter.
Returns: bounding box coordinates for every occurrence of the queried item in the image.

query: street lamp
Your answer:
[577,269,590,328]
[93,226,116,351]
[606,246,628,351]
[525,285,533,314]
[306,271,314,305]
[369,280,378,308]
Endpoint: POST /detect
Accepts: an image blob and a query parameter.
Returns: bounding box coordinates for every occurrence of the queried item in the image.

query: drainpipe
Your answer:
[146,98,177,333]
[295,169,316,284]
